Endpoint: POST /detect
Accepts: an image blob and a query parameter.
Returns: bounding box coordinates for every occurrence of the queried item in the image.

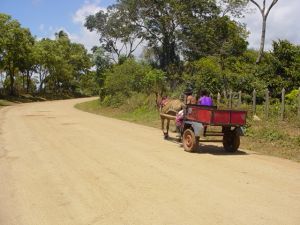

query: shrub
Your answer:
[101,93,126,107]
[104,59,151,97]
[286,89,299,104]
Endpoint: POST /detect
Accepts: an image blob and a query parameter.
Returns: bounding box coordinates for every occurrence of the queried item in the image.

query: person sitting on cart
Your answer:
[175,88,196,132]
[198,89,213,106]
[197,89,213,136]
[185,88,197,105]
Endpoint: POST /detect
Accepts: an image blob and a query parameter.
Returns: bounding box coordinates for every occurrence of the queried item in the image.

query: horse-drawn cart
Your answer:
[161,105,247,153]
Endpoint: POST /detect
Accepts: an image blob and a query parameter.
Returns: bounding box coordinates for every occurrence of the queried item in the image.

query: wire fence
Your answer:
[215,87,300,121]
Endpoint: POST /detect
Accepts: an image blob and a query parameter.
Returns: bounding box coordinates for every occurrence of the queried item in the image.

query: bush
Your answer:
[190,56,223,94]
[104,59,152,97]
[286,89,299,104]
[101,93,126,107]
[120,92,154,111]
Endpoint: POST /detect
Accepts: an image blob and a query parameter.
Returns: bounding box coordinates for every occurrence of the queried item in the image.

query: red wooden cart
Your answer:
[181,105,247,153]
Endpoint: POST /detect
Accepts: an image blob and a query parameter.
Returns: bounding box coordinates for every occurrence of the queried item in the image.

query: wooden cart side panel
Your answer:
[230,111,247,125]
[186,106,212,124]
[185,105,247,126]
[212,111,231,125]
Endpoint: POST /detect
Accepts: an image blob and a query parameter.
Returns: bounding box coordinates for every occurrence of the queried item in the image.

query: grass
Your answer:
[75,99,162,128]
[76,98,300,162]
[0,99,15,108]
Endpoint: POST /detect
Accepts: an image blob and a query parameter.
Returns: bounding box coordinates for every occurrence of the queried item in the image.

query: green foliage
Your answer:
[79,71,99,96]
[185,52,267,96]
[32,32,92,95]
[188,56,223,94]
[0,13,93,97]
[182,16,248,61]
[118,92,152,113]
[285,89,300,113]
[142,69,166,95]
[102,92,127,107]
[104,59,151,97]
[0,99,14,106]
[85,5,142,62]
[260,128,285,142]
[286,89,299,103]
[257,40,300,95]
[0,13,34,95]
[101,59,167,106]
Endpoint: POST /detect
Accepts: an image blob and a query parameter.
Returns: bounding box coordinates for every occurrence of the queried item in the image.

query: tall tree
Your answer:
[0,13,34,95]
[19,39,36,93]
[35,32,91,94]
[34,38,54,92]
[249,0,279,64]
[85,4,143,63]
[91,46,110,88]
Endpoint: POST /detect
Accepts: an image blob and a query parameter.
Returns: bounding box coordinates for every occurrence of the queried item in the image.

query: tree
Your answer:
[19,39,36,93]
[104,59,151,97]
[0,13,34,95]
[219,0,249,17]
[142,68,166,102]
[91,46,110,88]
[133,0,180,70]
[269,40,300,93]
[34,38,54,92]
[249,0,279,64]
[85,5,143,63]
[34,32,91,95]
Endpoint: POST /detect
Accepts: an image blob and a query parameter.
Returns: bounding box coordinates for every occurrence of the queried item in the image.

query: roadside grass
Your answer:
[0,99,15,108]
[75,99,162,128]
[76,98,300,162]
[243,117,300,162]
[0,92,89,105]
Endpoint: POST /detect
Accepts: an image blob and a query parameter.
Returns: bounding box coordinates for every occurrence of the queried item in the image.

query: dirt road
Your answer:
[0,98,299,225]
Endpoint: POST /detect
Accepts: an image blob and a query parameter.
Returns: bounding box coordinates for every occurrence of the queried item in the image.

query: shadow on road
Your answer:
[165,136,248,156]
[196,144,248,156]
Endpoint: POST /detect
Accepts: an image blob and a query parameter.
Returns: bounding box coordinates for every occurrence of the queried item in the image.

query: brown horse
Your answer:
[158,98,185,139]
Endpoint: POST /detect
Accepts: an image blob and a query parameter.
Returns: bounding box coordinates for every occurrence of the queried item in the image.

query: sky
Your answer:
[1,0,299,53]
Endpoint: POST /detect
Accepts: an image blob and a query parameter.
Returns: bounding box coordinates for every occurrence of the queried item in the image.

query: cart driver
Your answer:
[175,88,196,133]
[185,88,197,105]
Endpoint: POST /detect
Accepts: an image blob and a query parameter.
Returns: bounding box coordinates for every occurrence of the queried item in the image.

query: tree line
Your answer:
[0,14,93,97]
[84,0,299,106]
[1,0,299,106]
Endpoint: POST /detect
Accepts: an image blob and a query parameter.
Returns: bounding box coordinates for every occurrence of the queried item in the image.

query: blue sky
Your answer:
[1,0,299,52]
[0,0,113,39]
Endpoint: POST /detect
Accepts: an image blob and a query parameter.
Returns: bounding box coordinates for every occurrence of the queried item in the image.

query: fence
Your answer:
[215,87,300,121]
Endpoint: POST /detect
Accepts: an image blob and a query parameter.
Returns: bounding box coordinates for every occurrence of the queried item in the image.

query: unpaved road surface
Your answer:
[0,98,299,225]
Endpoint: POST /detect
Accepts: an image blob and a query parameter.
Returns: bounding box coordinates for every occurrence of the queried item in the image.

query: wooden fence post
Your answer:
[298,87,300,119]
[229,90,233,108]
[238,91,242,107]
[252,89,256,115]
[217,92,221,107]
[223,90,227,107]
[281,88,285,121]
[265,89,269,119]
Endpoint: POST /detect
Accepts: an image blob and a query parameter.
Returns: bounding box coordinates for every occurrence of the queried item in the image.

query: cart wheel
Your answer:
[183,129,199,152]
[223,130,240,152]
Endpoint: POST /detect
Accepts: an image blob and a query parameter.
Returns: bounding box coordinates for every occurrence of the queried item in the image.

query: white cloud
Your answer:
[240,0,300,50]
[69,1,106,51]
[72,2,104,25]
[70,0,300,54]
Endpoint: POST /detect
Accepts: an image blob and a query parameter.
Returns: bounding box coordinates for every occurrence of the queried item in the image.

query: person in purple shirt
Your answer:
[198,89,213,106]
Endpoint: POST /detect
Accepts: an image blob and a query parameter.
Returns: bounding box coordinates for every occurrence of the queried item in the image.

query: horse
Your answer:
[158,98,185,139]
